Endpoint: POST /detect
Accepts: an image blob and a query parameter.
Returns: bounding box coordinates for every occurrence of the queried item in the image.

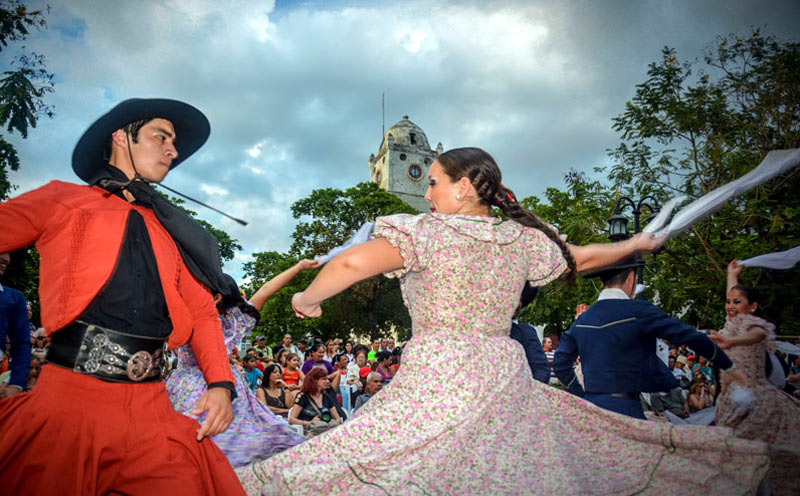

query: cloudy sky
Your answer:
[4,0,799,280]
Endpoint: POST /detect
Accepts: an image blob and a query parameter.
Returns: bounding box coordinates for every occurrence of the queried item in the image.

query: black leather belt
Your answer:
[47,321,168,383]
[610,392,640,400]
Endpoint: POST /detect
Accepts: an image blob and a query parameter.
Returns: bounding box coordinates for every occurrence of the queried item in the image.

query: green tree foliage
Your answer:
[243,182,417,346]
[517,170,615,333]
[0,1,54,200]
[608,30,800,333]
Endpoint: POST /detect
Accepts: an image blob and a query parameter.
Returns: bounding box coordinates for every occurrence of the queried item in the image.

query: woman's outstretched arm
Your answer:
[292,238,403,318]
[568,233,665,273]
[249,259,320,311]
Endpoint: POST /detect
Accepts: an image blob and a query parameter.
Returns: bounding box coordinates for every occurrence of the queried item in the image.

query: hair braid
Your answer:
[437,147,577,283]
[491,189,577,283]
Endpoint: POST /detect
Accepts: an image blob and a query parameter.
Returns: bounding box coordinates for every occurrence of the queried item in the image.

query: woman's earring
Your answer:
[456,194,461,200]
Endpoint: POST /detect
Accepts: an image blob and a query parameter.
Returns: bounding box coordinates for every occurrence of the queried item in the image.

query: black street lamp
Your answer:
[607,195,660,287]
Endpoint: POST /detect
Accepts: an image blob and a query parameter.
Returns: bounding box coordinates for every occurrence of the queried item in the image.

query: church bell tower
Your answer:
[369,115,442,212]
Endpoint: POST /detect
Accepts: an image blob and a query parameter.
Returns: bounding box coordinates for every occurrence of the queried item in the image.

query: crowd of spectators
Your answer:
[221,334,402,435]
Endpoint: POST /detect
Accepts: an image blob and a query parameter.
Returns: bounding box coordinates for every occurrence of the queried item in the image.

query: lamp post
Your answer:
[607,195,660,287]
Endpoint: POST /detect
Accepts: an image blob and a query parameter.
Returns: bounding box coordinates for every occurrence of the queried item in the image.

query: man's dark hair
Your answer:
[103,119,151,161]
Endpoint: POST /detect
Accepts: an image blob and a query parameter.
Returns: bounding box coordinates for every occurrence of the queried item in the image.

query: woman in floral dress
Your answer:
[166,260,318,468]
[711,276,800,495]
[237,148,769,494]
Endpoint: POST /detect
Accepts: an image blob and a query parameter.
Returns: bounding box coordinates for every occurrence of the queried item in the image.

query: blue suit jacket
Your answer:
[510,320,550,384]
[0,285,32,389]
[552,299,730,397]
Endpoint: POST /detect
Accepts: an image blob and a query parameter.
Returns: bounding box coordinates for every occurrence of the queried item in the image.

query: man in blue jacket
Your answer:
[552,256,732,419]
[510,282,551,384]
[0,251,32,398]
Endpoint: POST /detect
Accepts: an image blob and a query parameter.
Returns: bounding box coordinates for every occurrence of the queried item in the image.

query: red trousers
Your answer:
[0,365,245,495]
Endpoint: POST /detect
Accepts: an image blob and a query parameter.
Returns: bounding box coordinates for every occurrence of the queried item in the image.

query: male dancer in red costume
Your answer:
[0,99,245,495]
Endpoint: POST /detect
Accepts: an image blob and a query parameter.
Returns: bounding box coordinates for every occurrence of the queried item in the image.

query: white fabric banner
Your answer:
[315,221,376,265]
[738,245,800,270]
[642,195,687,233]
[655,148,800,237]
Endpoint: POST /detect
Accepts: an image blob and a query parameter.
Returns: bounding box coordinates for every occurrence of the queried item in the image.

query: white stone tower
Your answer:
[369,115,442,212]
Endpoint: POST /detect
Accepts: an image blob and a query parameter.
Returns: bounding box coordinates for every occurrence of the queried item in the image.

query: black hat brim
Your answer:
[582,258,645,279]
[72,98,210,183]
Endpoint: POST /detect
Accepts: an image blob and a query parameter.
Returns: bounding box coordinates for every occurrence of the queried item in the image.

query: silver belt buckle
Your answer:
[76,322,165,381]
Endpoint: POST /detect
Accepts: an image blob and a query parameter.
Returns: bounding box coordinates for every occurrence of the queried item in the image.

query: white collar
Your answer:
[597,288,630,301]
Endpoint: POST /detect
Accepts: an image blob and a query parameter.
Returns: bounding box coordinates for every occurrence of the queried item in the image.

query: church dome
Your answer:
[381,115,431,151]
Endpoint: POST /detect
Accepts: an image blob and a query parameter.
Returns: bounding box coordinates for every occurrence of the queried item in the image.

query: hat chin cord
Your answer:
[114,129,249,226]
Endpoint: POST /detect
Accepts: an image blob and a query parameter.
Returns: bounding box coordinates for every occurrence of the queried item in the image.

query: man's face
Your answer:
[381,339,389,350]
[297,342,306,352]
[366,376,383,395]
[0,252,9,277]
[372,340,380,351]
[256,338,266,348]
[115,118,178,183]
[668,357,676,369]
[283,334,292,346]
[388,338,395,348]
[543,337,553,352]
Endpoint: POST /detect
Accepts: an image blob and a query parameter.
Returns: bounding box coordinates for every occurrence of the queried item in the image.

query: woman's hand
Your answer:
[275,379,288,389]
[727,259,743,278]
[720,368,746,395]
[631,232,667,253]
[292,292,322,319]
[709,330,732,349]
[297,259,321,271]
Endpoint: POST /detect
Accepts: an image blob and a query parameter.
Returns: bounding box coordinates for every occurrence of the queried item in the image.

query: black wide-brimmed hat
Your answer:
[583,255,645,279]
[71,98,210,183]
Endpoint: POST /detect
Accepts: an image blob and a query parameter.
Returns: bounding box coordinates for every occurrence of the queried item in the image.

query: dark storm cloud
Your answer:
[5,0,798,278]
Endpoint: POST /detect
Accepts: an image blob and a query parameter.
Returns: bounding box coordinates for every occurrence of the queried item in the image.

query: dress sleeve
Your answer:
[523,228,568,286]
[372,214,430,279]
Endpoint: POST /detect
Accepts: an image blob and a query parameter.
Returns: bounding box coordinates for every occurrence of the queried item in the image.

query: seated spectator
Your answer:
[289,367,342,436]
[375,351,394,383]
[686,355,697,378]
[672,355,691,389]
[344,341,355,364]
[696,356,714,385]
[686,377,713,413]
[31,328,47,355]
[245,347,266,373]
[347,350,367,392]
[282,353,305,391]
[275,348,288,368]
[390,347,402,375]
[257,364,295,418]
[354,372,384,411]
[333,353,352,411]
[787,354,800,387]
[367,339,380,364]
[323,339,336,363]
[244,355,263,390]
[302,343,335,375]
[650,387,689,418]
[1,352,43,394]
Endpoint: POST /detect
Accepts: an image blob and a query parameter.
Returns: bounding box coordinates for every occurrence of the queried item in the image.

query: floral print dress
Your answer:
[715,313,800,496]
[237,213,768,495]
[166,305,304,468]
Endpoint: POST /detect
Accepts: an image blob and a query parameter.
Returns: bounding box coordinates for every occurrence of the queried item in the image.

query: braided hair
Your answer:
[436,147,577,283]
